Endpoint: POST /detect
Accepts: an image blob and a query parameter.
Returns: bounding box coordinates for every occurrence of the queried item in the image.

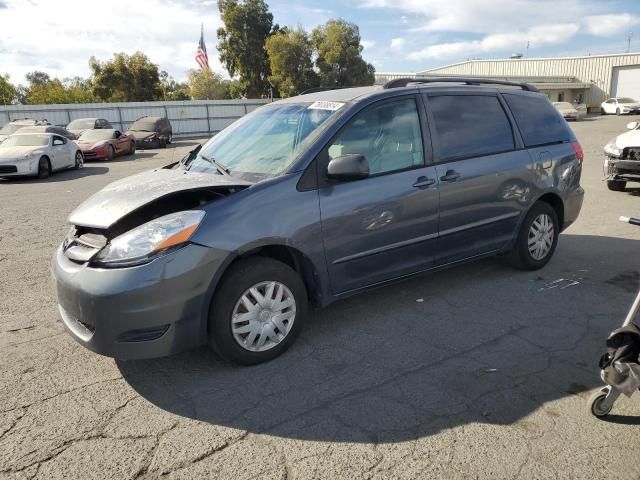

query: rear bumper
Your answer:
[563,186,584,230]
[135,138,161,149]
[52,243,227,359]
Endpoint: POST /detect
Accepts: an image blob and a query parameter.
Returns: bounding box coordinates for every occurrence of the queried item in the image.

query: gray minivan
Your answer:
[53,78,584,365]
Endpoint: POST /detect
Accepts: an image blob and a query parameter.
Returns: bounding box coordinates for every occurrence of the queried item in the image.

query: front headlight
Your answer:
[144,135,157,142]
[21,152,35,161]
[94,210,205,267]
[604,138,622,157]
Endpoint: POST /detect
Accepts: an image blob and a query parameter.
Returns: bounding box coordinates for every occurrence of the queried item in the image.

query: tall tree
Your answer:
[25,71,51,88]
[0,74,17,105]
[312,19,375,88]
[89,52,161,102]
[22,73,95,104]
[265,27,319,98]
[160,71,191,101]
[217,0,276,98]
[187,69,231,100]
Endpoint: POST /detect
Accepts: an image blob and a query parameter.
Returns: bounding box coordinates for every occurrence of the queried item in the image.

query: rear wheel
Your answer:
[616,108,622,115]
[607,180,626,191]
[160,138,167,149]
[208,257,307,365]
[37,157,50,179]
[509,202,559,270]
[107,145,114,161]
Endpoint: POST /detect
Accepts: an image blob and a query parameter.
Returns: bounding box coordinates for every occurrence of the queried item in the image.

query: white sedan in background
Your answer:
[0,133,83,179]
[600,97,640,115]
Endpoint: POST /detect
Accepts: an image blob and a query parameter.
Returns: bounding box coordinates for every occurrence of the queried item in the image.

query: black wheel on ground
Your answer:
[129,141,136,155]
[160,138,167,149]
[37,157,50,179]
[74,151,83,169]
[509,201,559,270]
[208,256,308,365]
[616,108,622,115]
[607,180,627,191]
[107,145,114,161]
[601,108,606,115]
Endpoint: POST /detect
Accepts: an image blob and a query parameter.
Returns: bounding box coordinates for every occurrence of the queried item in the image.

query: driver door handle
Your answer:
[440,170,460,182]
[412,176,436,189]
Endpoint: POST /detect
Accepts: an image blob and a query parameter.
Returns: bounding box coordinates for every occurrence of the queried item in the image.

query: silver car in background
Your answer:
[553,101,584,121]
[0,133,84,179]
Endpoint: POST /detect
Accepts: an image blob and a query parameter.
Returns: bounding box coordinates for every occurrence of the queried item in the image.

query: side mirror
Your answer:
[626,121,638,130]
[327,154,369,181]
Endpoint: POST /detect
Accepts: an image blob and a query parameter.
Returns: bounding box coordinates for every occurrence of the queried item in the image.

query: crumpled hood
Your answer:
[68,168,252,229]
[613,129,640,148]
[0,145,44,160]
[127,130,156,140]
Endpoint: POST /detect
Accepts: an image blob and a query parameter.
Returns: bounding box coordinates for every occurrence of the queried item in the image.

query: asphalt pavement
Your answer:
[1,116,639,480]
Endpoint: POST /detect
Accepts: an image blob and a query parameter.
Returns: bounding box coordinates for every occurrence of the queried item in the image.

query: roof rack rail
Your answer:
[383,77,539,92]
[300,86,348,95]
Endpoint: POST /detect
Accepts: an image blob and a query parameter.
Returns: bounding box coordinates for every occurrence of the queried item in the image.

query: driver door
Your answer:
[51,135,72,169]
[317,96,440,294]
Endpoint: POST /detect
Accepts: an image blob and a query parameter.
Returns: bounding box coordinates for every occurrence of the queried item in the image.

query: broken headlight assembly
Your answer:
[93,210,205,267]
[604,138,622,158]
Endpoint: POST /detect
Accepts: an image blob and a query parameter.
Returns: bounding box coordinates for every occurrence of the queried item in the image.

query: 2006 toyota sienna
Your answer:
[53,77,584,365]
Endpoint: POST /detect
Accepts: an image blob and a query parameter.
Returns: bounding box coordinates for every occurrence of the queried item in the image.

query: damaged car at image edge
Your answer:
[52,78,584,366]
[603,120,640,191]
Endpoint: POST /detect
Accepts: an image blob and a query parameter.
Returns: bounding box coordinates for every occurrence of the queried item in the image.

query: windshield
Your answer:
[129,120,158,131]
[0,124,25,135]
[1,135,49,146]
[187,103,341,180]
[68,119,95,129]
[618,98,636,103]
[79,129,114,141]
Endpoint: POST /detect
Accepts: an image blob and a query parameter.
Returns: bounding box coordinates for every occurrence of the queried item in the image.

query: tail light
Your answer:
[571,141,584,163]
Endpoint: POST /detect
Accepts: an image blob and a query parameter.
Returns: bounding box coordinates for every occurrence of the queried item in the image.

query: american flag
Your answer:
[196,24,210,71]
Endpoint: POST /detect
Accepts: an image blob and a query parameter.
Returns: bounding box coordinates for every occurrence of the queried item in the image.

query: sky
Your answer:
[1,0,639,85]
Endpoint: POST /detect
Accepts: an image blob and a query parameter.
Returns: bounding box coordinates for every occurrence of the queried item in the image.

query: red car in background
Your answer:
[75,129,135,161]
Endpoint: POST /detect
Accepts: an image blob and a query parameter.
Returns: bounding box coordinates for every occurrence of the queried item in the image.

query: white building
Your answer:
[375,52,640,110]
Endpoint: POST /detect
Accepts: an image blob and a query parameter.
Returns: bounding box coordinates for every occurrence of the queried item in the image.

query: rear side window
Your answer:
[503,93,570,147]
[429,95,515,161]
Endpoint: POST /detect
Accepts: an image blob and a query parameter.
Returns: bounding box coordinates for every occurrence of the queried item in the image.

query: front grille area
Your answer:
[82,151,97,158]
[64,230,108,263]
[0,165,17,174]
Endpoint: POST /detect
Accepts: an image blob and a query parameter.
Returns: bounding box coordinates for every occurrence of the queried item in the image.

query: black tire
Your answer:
[129,141,136,155]
[509,201,559,270]
[601,108,606,115]
[160,138,167,149]
[37,157,50,179]
[208,257,308,365]
[107,145,114,161]
[74,151,83,169]
[607,180,626,191]
[616,108,622,116]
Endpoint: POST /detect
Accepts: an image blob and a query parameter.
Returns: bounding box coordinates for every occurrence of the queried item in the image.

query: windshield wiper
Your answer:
[199,154,231,175]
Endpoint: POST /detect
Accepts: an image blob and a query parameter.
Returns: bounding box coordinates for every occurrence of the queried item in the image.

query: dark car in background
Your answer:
[53,78,584,366]
[19,125,78,141]
[66,118,113,137]
[125,116,172,149]
[75,129,135,161]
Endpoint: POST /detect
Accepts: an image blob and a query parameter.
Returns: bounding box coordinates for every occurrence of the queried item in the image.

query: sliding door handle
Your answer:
[440,170,460,182]
[412,176,436,188]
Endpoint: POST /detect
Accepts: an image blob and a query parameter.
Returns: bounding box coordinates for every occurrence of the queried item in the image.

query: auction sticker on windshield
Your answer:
[308,101,345,111]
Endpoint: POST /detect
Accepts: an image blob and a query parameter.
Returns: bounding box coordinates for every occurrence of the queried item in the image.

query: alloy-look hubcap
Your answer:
[528,213,554,260]
[231,281,296,352]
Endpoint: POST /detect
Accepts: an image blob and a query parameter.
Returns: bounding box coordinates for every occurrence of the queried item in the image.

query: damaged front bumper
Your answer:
[52,242,227,359]
[604,152,640,183]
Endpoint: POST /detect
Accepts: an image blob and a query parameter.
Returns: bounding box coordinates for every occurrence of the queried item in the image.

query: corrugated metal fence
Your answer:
[0,99,272,138]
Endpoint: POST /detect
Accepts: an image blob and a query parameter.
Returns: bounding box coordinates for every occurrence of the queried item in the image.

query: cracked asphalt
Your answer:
[1,116,640,480]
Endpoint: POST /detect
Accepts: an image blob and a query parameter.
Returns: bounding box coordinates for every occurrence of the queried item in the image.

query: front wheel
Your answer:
[74,151,83,169]
[607,180,626,191]
[107,145,114,161]
[37,157,50,179]
[509,202,559,270]
[589,387,613,417]
[616,108,622,116]
[601,108,606,115]
[208,257,307,365]
[129,141,136,155]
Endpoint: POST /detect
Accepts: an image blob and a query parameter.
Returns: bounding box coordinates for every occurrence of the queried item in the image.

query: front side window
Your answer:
[430,95,514,161]
[327,98,424,175]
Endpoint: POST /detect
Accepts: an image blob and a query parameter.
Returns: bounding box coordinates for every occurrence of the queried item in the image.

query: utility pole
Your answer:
[627,32,633,53]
